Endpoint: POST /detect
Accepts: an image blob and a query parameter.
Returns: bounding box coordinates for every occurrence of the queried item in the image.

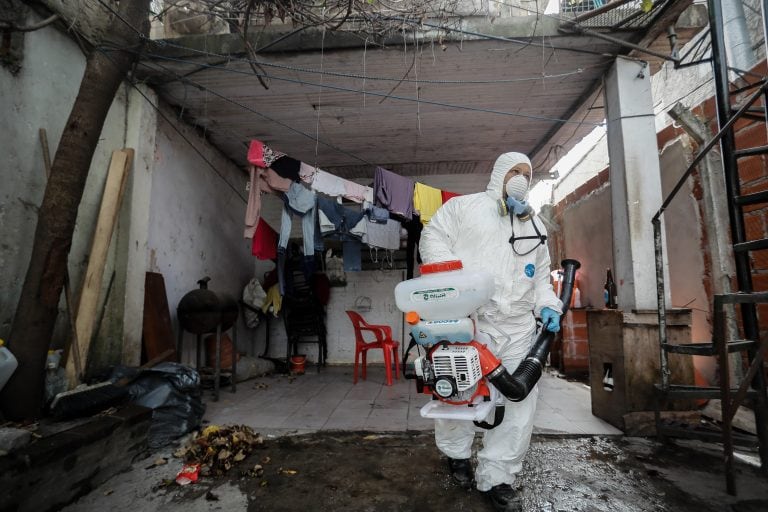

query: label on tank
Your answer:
[411,288,459,302]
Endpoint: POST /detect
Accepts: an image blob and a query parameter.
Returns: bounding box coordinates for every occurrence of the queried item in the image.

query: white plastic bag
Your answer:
[242,277,267,328]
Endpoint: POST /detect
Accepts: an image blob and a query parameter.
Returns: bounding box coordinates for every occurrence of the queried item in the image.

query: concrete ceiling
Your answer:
[137,2,701,181]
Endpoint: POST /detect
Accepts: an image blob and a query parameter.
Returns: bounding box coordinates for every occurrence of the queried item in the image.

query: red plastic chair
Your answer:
[345,311,400,386]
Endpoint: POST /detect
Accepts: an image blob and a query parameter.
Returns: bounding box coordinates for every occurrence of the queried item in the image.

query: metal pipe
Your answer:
[653,218,670,390]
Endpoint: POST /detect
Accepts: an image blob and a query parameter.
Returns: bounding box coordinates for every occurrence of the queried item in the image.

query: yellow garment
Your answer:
[261,284,282,316]
[413,182,443,225]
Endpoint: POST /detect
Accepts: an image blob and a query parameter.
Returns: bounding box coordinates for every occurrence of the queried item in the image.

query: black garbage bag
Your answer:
[120,362,206,449]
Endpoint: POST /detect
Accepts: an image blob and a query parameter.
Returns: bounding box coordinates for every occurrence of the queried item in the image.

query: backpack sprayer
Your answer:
[394,258,580,427]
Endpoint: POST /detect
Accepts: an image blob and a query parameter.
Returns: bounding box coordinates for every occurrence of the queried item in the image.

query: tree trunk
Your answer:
[0,0,149,420]
[35,0,115,45]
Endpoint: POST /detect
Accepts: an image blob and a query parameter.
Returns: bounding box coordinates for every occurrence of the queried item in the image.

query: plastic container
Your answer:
[409,318,475,346]
[0,339,19,393]
[419,384,501,421]
[395,261,494,320]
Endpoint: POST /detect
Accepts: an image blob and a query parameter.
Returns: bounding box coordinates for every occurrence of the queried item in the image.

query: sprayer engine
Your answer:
[415,344,485,401]
[394,258,581,425]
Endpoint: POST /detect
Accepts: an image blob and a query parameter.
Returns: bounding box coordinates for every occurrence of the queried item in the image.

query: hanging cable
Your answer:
[120,45,605,126]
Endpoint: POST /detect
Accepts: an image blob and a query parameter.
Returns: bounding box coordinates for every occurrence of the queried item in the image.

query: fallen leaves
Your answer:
[174,424,264,478]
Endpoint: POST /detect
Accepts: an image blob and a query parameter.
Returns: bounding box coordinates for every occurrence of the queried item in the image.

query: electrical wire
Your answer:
[116,44,605,126]
[94,47,248,203]
[142,22,609,84]
[126,52,374,164]
[94,0,621,80]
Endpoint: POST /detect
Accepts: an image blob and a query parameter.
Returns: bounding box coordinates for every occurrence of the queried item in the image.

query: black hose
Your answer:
[488,259,581,402]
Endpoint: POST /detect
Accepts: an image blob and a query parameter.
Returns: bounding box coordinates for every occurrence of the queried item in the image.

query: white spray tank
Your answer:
[0,339,19,393]
[394,260,494,345]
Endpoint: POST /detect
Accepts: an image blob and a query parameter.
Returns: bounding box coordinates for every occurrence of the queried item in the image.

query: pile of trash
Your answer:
[173,424,264,479]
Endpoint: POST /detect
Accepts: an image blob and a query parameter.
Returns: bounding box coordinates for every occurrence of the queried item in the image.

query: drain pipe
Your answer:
[723,0,756,76]
[486,259,581,401]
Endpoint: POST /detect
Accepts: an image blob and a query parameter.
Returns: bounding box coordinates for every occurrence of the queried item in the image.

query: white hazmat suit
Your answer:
[419,152,562,491]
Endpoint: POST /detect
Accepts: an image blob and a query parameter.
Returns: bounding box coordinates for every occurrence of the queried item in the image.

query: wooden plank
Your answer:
[65,149,133,387]
[141,272,177,363]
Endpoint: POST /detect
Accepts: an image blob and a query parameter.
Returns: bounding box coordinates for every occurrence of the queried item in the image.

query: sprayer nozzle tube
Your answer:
[485,259,581,402]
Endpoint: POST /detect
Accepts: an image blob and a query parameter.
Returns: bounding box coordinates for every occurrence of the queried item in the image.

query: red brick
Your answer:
[737,155,766,184]
[744,212,766,241]
[741,181,768,213]
[751,272,768,291]
[751,249,768,271]
[735,123,768,150]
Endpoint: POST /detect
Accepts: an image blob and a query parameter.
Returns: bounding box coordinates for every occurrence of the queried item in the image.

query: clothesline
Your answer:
[244,139,462,279]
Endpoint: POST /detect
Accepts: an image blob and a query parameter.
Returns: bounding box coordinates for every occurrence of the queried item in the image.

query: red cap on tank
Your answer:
[419,260,463,274]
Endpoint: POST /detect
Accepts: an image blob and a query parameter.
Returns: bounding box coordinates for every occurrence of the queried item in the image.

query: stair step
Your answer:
[654,384,758,399]
[662,340,755,355]
[717,291,768,304]
[735,144,768,158]
[734,190,768,206]
[733,238,768,253]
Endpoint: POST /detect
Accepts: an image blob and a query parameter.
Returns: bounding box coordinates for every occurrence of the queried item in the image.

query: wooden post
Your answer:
[65,149,133,387]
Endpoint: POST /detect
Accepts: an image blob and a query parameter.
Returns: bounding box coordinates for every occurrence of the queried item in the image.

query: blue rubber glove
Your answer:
[541,307,561,333]
[506,196,529,216]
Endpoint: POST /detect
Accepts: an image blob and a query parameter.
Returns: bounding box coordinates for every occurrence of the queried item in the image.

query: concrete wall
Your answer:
[558,184,613,309]
[1,12,254,374]
[0,12,128,349]
[148,113,253,366]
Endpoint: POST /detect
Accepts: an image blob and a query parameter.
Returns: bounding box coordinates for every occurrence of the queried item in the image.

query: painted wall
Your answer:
[0,12,128,350]
[148,114,253,366]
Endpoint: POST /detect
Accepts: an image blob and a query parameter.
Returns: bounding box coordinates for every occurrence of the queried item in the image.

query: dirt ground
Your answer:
[64,431,768,512]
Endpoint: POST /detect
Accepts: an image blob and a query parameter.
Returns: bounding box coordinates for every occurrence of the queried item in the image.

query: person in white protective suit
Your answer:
[419,152,562,512]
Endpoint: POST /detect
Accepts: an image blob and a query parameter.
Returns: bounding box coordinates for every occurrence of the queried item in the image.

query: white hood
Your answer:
[485,152,532,201]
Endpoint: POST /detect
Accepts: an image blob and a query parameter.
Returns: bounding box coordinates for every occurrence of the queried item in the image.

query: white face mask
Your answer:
[505,174,529,201]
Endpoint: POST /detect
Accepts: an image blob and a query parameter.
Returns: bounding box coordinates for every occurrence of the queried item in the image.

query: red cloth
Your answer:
[251,218,278,260]
[441,190,461,203]
[247,140,285,169]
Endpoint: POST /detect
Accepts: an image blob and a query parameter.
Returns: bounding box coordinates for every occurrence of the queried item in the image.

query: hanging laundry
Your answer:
[244,166,269,238]
[271,155,301,182]
[316,195,365,240]
[311,169,347,197]
[343,240,362,271]
[366,202,390,224]
[263,167,292,192]
[343,179,373,204]
[252,218,278,260]
[403,216,423,279]
[279,183,317,258]
[413,182,443,225]
[363,217,401,250]
[248,140,285,168]
[244,167,291,238]
[261,283,282,316]
[374,166,414,220]
[300,162,317,184]
[441,190,461,203]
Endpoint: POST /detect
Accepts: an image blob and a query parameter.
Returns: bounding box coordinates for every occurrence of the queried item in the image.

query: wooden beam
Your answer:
[65,149,133,387]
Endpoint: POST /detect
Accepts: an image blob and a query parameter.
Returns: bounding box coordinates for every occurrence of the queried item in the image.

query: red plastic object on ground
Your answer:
[176,464,201,485]
[345,311,400,386]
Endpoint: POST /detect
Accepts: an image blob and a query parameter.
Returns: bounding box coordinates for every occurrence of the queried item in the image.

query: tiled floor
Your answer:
[204,365,622,437]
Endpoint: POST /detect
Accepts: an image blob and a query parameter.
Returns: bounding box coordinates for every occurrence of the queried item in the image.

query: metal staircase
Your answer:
[651,0,768,496]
